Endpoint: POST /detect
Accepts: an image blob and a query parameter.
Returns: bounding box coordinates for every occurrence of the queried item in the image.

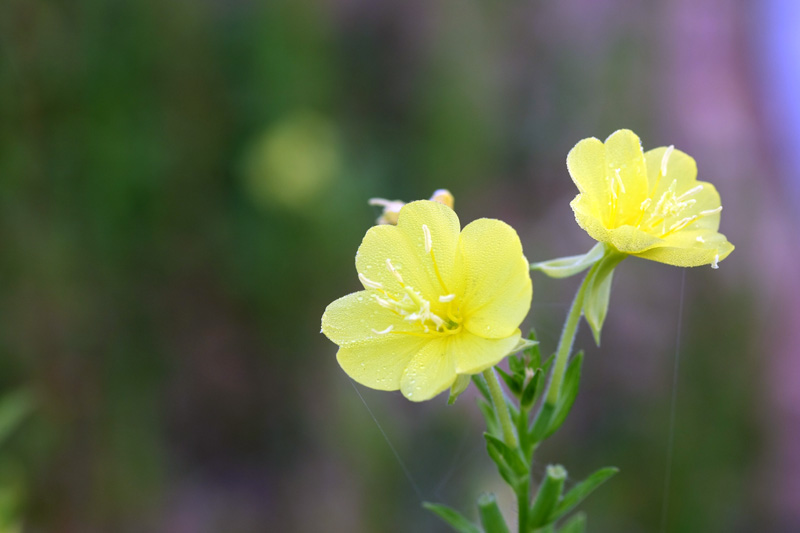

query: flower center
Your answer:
[362,224,462,337]
[624,149,722,238]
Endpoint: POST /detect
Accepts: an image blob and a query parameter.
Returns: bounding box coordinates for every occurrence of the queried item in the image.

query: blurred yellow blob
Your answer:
[242,112,340,210]
[567,129,734,268]
[321,200,531,401]
[369,189,455,225]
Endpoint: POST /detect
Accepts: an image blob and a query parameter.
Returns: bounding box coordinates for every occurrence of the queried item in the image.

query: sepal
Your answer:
[448,375,472,405]
[531,243,605,278]
[582,249,625,345]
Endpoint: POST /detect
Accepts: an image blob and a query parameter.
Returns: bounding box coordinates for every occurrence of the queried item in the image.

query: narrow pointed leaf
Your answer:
[485,439,517,487]
[532,354,555,406]
[544,352,583,439]
[529,401,554,444]
[553,467,619,519]
[477,493,511,533]
[526,329,542,369]
[531,243,605,278]
[520,368,542,409]
[485,433,527,477]
[423,502,482,533]
[496,367,522,396]
[558,512,587,533]
[472,374,491,402]
[477,399,500,438]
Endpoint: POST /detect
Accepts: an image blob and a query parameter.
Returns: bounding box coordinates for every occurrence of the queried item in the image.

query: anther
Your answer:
[696,236,705,243]
[660,145,674,176]
[699,206,722,217]
[439,294,455,302]
[385,258,404,283]
[359,273,383,290]
[422,224,432,253]
[614,168,626,193]
[677,185,703,201]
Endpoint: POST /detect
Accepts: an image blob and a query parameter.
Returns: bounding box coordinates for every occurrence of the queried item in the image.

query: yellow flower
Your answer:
[322,200,532,401]
[567,129,734,267]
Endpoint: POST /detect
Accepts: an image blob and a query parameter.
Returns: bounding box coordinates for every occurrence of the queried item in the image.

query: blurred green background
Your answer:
[1,0,798,531]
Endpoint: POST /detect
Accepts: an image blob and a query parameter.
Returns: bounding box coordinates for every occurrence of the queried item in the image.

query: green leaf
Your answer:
[520,368,542,409]
[526,329,542,369]
[557,512,587,533]
[508,354,524,376]
[496,367,522,397]
[484,433,527,477]
[423,502,482,533]
[531,243,605,278]
[531,354,555,407]
[552,467,619,519]
[0,390,34,448]
[544,352,583,439]
[472,374,492,402]
[449,375,472,405]
[582,251,625,345]
[485,438,517,487]
[477,493,510,533]
[529,464,567,528]
[478,399,500,438]
[529,401,554,444]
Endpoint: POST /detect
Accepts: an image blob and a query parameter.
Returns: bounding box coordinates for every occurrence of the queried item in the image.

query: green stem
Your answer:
[516,475,530,532]
[483,368,518,449]
[545,265,595,407]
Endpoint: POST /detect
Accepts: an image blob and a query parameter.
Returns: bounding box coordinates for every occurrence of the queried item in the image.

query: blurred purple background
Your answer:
[1,0,798,531]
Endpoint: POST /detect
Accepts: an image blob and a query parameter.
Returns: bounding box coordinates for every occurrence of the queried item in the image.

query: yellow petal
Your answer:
[355,200,460,297]
[322,292,428,390]
[450,329,522,374]
[400,337,456,401]
[566,136,607,216]
[567,130,650,229]
[454,218,532,339]
[603,129,650,224]
[644,147,697,200]
[336,336,428,391]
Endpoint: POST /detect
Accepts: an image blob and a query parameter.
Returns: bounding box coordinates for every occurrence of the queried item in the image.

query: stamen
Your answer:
[422,224,432,254]
[358,273,383,290]
[373,295,397,310]
[696,236,705,243]
[711,254,720,269]
[614,168,626,193]
[439,294,455,302]
[699,206,722,216]
[667,216,697,233]
[660,145,674,176]
[385,258,404,284]
[677,185,703,201]
[640,198,651,211]
[371,325,394,335]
